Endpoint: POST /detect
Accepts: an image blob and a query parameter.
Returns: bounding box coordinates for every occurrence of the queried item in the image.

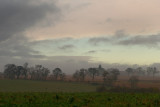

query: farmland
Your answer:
[0,92,160,106]
[1,76,160,92]
[1,79,160,106]
[0,79,97,92]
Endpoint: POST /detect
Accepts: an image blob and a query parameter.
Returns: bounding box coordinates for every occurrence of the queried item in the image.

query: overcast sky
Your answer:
[0,0,160,73]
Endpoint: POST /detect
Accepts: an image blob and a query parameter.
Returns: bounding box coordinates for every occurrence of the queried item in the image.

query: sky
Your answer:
[1,0,160,73]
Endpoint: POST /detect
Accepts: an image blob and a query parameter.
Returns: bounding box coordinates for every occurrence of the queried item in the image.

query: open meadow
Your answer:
[1,92,160,106]
[0,79,98,92]
[0,79,160,106]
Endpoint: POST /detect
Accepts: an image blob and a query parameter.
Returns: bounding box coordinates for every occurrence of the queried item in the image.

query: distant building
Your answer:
[98,65,105,75]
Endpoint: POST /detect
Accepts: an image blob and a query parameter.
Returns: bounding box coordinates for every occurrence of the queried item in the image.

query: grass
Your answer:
[1,79,160,106]
[0,79,98,92]
[0,92,160,106]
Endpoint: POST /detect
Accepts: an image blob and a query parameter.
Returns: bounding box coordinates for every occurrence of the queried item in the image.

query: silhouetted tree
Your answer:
[88,68,99,81]
[152,67,159,77]
[28,66,35,80]
[73,70,80,81]
[35,65,43,80]
[28,65,50,80]
[109,68,120,81]
[147,67,152,76]
[4,64,17,79]
[125,68,134,76]
[52,68,62,80]
[41,67,50,80]
[102,70,109,82]
[3,63,50,80]
[79,68,87,81]
[135,67,145,76]
[72,69,87,81]
[103,68,120,87]
[16,66,24,79]
[147,67,159,77]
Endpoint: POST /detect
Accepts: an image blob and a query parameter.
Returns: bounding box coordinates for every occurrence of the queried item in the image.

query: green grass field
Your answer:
[0,92,160,106]
[0,79,98,92]
[1,79,160,106]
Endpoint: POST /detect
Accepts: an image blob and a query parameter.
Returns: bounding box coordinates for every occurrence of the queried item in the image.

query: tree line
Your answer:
[2,63,159,84]
[2,63,121,86]
[73,65,120,86]
[3,62,65,81]
[125,67,159,77]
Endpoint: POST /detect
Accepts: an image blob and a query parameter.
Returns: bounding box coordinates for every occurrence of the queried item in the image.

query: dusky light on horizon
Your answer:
[0,0,160,73]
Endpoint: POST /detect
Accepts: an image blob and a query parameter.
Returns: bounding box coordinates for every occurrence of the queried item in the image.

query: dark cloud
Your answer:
[0,35,46,59]
[117,34,160,48]
[88,37,109,45]
[88,30,160,48]
[86,50,97,54]
[58,44,75,50]
[85,49,111,54]
[88,30,126,46]
[0,0,60,42]
[0,0,63,60]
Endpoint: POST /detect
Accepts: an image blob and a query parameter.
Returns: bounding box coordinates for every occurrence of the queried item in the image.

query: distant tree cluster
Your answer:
[52,68,66,81]
[125,67,159,77]
[73,68,88,81]
[3,62,65,81]
[2,62,160,90]
[72,65,120,86]
[4,63,29,79]
[125,67,159,88]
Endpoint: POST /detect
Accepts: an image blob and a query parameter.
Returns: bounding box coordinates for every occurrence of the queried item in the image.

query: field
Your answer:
[0,79,97,92]
[0,92,160,106]
[1,79,160,106]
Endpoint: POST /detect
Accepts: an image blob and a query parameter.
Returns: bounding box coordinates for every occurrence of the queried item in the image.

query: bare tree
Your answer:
[103,68,120,87]
[102,70,109,82]
[125,68,134,76]
[147,67,159,77]
[16,66,24,79]
[42,67,50,80]
[4,64,17,79]
[73,70,80,81]
[109,68,120,81]
[88,68,99,81]
[79,68,87,81]
[52,68,62,80]
[152,67,159,77]
[135,67,145,76]
[147,67,152,76]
